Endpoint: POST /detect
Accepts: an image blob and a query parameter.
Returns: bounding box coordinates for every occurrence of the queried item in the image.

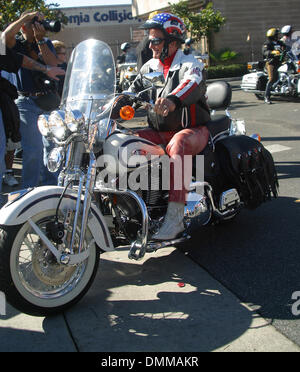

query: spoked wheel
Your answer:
[0,210,100,316]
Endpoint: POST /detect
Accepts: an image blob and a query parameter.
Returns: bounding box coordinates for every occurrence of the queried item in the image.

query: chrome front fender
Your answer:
[0,186,114,252]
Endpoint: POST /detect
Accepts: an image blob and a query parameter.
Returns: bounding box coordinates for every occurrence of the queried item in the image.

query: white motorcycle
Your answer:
[241,36,300,100]
[117,51,138,92]
[0,39,278,316]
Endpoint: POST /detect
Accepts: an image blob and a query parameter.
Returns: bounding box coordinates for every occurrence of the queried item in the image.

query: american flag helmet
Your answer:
[142,12,187,42]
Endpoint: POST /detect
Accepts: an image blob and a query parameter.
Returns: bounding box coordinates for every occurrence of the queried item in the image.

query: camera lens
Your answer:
[43,20,61,33]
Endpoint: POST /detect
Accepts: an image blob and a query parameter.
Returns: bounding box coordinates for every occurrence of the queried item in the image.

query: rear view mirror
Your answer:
[143,72,165,88]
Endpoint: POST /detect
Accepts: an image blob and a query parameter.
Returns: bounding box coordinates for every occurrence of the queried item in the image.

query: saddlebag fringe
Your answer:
[216,135,279,209]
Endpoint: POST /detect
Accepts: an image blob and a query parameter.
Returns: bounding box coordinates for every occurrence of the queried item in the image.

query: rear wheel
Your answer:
[0,210,100,316]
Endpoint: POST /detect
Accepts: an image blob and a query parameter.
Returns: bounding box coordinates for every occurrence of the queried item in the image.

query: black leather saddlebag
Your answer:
[215,135,279,209]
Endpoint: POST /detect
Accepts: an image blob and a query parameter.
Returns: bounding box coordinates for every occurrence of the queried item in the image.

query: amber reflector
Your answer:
[119,105,135,120]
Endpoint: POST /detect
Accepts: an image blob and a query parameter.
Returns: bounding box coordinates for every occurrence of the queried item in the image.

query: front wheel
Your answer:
[0,210,100,316]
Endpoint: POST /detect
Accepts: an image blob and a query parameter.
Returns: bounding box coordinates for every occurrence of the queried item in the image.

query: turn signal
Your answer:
[251,133,262,142]
[297,61,300,73]
[120,105,135,120]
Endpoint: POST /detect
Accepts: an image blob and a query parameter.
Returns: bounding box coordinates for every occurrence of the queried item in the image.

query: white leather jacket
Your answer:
[130,49,211,131]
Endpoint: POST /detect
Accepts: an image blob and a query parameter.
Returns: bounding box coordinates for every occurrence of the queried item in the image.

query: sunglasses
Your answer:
[149,37,165,46]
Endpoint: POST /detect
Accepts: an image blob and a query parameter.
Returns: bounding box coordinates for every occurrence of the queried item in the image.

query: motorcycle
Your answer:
[116,50,138,92]
[0,39,278,316]
[241,43,300,100]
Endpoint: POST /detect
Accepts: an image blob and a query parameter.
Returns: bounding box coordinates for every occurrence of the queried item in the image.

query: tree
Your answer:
[0,0,68,30]
[168,0,226,56]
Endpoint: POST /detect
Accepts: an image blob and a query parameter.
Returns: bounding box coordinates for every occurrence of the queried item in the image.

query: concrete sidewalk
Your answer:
[0,247,299,352]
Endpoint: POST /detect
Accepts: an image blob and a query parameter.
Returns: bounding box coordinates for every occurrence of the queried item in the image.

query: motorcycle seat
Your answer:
[206,114,231,140]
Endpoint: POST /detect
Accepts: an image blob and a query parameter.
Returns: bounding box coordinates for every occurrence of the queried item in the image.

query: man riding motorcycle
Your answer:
[127,13,211,241]
[262,28,286,104]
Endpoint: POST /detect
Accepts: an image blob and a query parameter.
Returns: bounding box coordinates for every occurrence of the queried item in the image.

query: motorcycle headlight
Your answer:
[47,147,64,173]
[48,110,66,140]
[65,109,84,132]
[37,114,50,136]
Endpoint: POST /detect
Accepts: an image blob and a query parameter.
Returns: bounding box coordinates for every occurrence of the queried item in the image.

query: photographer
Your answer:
[0,45,22,205]
[0,33,64,206]
[3,10,63,189]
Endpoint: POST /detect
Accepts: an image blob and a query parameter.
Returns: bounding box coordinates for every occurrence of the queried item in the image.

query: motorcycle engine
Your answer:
[279,73,288,83]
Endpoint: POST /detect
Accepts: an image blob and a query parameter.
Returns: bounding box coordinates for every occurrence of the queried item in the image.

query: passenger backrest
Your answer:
[206,81,232,110]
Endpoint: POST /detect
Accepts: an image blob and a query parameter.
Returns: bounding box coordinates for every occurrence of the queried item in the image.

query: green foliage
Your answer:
[207,63,247,79]
[210,48,240,65]
[0,0,68,30]
[168,0,226,41]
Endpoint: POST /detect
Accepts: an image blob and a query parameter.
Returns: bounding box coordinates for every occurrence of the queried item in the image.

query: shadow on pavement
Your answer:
[183,195,300,346]
[63,248,255,352]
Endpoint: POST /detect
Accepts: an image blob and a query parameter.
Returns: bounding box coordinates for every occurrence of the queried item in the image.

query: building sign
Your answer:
[63,6,142,28]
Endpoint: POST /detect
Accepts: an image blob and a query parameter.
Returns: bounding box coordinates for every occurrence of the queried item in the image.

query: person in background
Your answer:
[116,42,132,91]
[262,28,286,104]
[281,25,294,50]
[116,42,131,66]
[52,40,67,96]
[1,70,20,187]
[0,17,64,207]
[3,10,63,189]
[183,38,196,56]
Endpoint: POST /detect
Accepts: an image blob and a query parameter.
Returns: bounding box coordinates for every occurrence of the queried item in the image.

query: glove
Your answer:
[271,50,280,56]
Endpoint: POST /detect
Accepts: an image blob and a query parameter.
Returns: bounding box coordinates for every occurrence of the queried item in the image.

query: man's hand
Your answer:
[33,23,46,42]
[46,66,65,80]
[154,97,176,117]
[21,11,43,25]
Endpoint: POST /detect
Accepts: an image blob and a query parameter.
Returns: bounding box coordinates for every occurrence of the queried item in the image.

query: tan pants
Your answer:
[265,62,278,83]
[265,62,279,99]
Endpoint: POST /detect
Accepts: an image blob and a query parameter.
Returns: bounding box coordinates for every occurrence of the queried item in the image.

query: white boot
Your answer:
[152,202,185,241]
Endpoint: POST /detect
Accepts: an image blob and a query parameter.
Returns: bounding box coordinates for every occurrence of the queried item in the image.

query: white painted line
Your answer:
[264,144,291,154]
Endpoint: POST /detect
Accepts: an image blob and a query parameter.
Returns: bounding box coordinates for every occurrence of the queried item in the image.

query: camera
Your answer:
[32,16,61,33]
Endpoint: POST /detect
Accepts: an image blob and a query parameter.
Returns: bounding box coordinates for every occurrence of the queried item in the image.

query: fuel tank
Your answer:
[99,132,166,177]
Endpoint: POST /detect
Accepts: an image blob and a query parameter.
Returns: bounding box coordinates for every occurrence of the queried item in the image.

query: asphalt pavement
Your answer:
[1,80,300,353]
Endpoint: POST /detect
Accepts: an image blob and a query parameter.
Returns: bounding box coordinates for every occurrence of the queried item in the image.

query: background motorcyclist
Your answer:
[183,38,195,55]
[128,12,211,241]
[262,28,286,104]
[116,42,131,66]
[116,42,131,91]
[281,25,294,50]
